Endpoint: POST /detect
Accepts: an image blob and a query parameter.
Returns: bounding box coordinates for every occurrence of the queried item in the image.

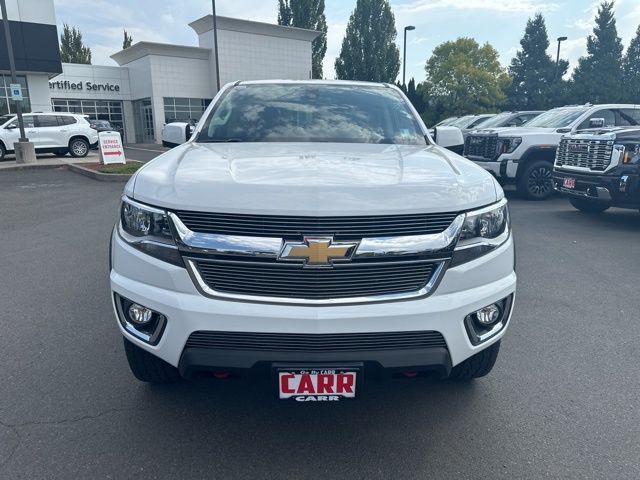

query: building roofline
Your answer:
[232,79,393,89]
[189,15,320,42]
[110,42,210,66]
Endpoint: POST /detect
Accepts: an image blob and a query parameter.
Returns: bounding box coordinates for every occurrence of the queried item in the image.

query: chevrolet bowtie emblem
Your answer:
[279,237,358,267]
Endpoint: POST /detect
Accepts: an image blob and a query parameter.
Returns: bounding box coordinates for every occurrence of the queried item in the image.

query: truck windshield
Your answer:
[525,108,588,128]
[197,84,427,145]
[449,115,474,128]
[474,112,512,128]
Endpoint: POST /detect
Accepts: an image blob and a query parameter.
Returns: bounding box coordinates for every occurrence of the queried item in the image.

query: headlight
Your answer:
[452,199,510,266]
[118,197,183,266]
[500,137,522,154]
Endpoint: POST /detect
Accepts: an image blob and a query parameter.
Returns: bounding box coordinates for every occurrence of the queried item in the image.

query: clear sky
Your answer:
[53,0,640,82]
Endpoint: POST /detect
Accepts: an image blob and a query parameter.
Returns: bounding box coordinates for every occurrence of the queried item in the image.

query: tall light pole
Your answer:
[0,0,35,163]
[556,36,567,78]
[212,0,221,92]
[403,25,415,88]
[1,0,25,140]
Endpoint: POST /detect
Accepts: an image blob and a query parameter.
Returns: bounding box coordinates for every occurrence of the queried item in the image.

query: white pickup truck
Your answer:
[464,104,640,199]
[110,80,516,401]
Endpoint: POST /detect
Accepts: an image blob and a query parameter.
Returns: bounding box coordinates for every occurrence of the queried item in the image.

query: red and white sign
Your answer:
[99,131,126,165]
[278,370,357,400]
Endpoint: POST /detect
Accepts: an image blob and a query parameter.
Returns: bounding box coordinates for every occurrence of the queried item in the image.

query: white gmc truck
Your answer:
[464,104,640,199]
[110,80,516,401]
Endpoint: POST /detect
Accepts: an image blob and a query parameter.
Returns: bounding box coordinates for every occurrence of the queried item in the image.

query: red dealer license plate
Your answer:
[563,177,576,189]
[276,365,360,402]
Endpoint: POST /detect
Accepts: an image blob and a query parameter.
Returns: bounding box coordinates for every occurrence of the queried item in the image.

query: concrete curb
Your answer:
[67,162,141,182]
[0,162,66,172]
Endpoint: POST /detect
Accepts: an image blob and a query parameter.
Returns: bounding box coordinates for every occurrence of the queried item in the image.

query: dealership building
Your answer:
[0,0,319,143]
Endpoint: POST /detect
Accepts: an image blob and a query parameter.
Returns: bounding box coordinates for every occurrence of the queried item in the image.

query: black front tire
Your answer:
[569,197,610,213]
[69,138,89,158]
[517,160,555,200]
[0,143,5,161]
[123,338,181,384]
[449,341,501,380]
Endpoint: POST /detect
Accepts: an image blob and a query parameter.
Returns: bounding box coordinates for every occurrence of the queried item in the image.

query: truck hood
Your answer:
[470,126,560,136]
[129,142,499,215]
[491,127,558,137]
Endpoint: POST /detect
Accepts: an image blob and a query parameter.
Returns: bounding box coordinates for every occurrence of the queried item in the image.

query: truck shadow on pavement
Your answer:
[552,208,640,232]
[133,375,484,438]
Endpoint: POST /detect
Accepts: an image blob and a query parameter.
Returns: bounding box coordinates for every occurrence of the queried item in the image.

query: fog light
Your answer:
[115,294,167,345]
[475,304,501,326]
[128,303,154,325]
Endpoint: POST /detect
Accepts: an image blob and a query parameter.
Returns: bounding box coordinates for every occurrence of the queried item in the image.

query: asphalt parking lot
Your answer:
[1,167,639,479]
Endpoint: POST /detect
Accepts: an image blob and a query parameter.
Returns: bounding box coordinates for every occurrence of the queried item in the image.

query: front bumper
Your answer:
[110,229,516,376]
[467,156,518,180]
[179,344,453,378]
[553,169,640,208]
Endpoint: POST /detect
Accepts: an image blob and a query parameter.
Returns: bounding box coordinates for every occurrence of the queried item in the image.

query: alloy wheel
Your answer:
[71,140,88,156]
[527,166,553,197]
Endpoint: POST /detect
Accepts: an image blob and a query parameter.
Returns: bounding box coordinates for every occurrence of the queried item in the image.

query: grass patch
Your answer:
[97,162,143,174]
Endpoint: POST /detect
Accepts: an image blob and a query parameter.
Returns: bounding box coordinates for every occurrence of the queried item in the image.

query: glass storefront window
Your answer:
[0,74,31,116]
[163,97,211,124]
[51,98,126,141]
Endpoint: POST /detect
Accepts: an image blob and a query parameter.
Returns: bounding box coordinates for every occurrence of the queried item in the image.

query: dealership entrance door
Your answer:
[133,98,155,143]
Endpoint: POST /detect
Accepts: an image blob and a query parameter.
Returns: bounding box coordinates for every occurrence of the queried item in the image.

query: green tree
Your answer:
[123,30,133,50]
[422,37,510,125]
[59,24,92,64]
[334,0,400,82]
[277,0,292,25]
[278,0,327,78]
[405,77,425,112]
[506,13,568,109]
[622,25,640,103]
[571,1,624,103]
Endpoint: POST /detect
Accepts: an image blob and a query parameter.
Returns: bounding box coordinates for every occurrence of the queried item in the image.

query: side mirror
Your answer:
[589,118,605,128]
[185,124,194,140]
[433,126,464,150]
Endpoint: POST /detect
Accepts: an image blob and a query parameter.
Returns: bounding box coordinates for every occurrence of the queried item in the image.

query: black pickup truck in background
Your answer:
[553,127,640,213]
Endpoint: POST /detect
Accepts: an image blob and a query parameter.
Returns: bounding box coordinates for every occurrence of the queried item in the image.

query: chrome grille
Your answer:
[185,330,447,352]
[173,211,458,239]
[464,135,499,160]
[555,138,614,171]
[191,258,441,300]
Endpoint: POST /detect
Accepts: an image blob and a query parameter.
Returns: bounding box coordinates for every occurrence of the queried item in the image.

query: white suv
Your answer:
[0,112,99,160]
[464,104,640,199]
[110,81,516,400]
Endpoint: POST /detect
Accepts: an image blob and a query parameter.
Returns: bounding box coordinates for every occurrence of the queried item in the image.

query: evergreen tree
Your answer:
[395,78,423,111]
[59,24,92,64]
[405,77,425,112]
[123,30,133,50]
[334,0,400,83]
[622,26,640,103]
[278,0,327,78]
[506,13,568,109]
[277,0,292,25]
[571,1,624,103]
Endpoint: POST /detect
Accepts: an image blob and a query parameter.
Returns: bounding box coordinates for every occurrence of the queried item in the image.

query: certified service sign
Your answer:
[99,131,126,165]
